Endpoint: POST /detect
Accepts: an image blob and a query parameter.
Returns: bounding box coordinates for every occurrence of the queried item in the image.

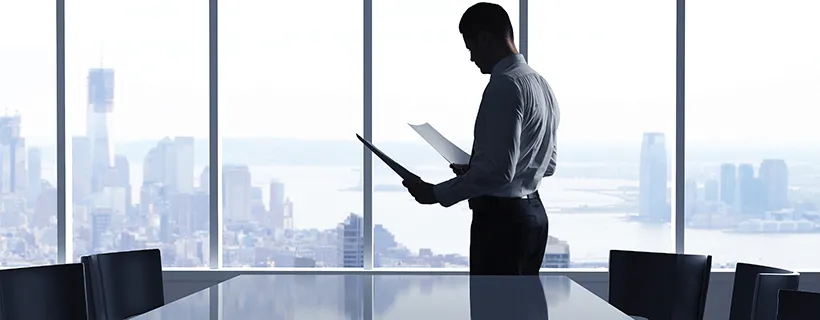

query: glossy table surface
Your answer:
[133,275,631,319]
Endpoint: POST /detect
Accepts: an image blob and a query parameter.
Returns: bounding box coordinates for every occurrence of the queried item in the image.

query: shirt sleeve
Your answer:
[433,77,524,207]
[544,143,557,177]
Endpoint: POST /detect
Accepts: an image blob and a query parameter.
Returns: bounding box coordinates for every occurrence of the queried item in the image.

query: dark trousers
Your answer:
[468,192,549,275]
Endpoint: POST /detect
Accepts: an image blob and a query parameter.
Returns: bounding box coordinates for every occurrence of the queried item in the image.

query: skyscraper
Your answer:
[143,138,176,189]
[27,148,42,203]
[638,132,668,220]
[222,165,252,221]
[72,136,92,204]
[174,137,195,194]
[269,180,285,229]
[759,159,789,210]
[87,68,114,193]
[737,163,760,214]
[719,163,736,205]
[338,213,364,268]
[0,114,25,194]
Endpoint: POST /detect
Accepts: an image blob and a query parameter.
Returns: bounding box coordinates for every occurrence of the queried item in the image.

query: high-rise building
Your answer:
[269,180,285,228]
[222,165,252,221]
[338,213,364,268]
[0,114,25,194]
[759,159,789,210]
[719,163,737,205]
[283,198,294,230]
[72,136,92,204]
[32,186,57,227]
[143,138,176,190]
[199,166,210,193]
[27,148,42,202]
[638,132,668,220]
[112,155,131,213]
[87,68,114,193]
[541,236,570,268]
[174,137,195,194]
[91,209,113,251]
[737,163,762,214]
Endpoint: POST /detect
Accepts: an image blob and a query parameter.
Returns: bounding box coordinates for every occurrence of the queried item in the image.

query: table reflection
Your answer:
[133,275,623,320]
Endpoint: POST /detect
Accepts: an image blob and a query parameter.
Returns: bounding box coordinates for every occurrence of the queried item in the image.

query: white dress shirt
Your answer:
[433,54,560,208]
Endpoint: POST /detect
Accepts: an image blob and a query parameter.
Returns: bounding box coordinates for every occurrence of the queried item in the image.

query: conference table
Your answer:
[133,274,632,319]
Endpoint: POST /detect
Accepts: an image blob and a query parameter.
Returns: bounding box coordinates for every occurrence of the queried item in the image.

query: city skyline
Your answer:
[3,0,820,270]
[3,102,817,269]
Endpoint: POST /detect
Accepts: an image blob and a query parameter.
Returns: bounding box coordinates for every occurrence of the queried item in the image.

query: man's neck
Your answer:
[488,42,520,68]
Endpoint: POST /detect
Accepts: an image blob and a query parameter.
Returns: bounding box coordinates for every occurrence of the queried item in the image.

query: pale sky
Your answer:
[1,0,818,146]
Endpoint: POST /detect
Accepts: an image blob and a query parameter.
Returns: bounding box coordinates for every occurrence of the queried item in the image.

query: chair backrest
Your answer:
[0,263,89,320]
[730,263,800,320]
[82,249,165,320]
[608,250,712,320]
[777,289,820,320]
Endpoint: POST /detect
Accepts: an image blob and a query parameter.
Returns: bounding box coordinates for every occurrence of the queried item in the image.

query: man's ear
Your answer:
[473,31,490,48]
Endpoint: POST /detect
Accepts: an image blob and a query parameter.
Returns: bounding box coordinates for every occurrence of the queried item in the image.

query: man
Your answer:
[402,2,560,275]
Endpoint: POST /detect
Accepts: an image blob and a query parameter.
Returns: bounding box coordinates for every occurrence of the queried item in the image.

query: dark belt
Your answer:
[468,191,540,210]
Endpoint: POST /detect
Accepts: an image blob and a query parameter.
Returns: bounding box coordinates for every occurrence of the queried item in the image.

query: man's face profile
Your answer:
[463,33,493,74]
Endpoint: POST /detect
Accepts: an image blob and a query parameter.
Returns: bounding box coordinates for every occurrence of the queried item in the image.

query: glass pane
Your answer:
[685,1,820,270]
[0,1,58,266]
[219,0,363,267]
[67,0,210,267]
[529,0,676,267]
[373,0,519,268]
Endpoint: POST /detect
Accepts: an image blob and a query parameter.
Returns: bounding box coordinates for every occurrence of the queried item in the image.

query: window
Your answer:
[529,0,676,267]
[66,0,210,267]
[372,0,519,268]
[219,0,363,268]
[685,1,820,269]
[0,0,58,267]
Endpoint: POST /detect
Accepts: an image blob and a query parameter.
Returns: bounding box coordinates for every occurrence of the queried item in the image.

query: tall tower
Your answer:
[0,114,25,194]
[719,163,736,205]
[759,159,789,210]
[638,132,668,220]
[27,148,42,202]
[338,213,364,268]
[736,163,759,214]
[87,68,115,193]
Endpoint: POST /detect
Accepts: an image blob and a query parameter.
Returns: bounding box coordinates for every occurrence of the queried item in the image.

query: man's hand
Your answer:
[450,163,470,176]
[402,179,438,205]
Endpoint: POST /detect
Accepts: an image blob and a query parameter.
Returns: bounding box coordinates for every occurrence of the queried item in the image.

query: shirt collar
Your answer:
[491,53,526,74]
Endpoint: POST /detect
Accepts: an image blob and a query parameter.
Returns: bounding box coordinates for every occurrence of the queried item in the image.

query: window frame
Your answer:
[51,0,688,271]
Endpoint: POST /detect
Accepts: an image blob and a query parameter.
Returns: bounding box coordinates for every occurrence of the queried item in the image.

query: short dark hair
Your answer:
[458,2,514,40]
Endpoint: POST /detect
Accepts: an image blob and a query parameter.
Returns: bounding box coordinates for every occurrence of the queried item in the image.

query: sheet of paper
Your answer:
[356,134,420,181]
[408,123,471,164]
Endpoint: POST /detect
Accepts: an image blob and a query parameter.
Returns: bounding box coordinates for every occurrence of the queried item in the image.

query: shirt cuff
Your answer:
[433,179,461,208]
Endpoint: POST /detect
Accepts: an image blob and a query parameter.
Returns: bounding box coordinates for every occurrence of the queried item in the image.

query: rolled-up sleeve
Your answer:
[544,143,557,177]
[433,77,524,207]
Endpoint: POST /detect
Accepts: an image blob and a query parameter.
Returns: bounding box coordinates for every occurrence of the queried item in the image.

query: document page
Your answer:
[408,123,471,164]
[356,134,420,181]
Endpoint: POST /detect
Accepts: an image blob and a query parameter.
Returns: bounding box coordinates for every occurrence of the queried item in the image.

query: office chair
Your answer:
[0,263,88,320]
[729,263,799,320]
[608,250,712,320]
[82,248,165,320]
[776,289,820,320]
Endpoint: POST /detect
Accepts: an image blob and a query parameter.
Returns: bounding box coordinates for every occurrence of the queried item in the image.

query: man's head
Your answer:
[459,2,517,74]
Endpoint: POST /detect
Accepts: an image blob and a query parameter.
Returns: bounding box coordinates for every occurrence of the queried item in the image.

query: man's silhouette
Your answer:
[402,2,560,275]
